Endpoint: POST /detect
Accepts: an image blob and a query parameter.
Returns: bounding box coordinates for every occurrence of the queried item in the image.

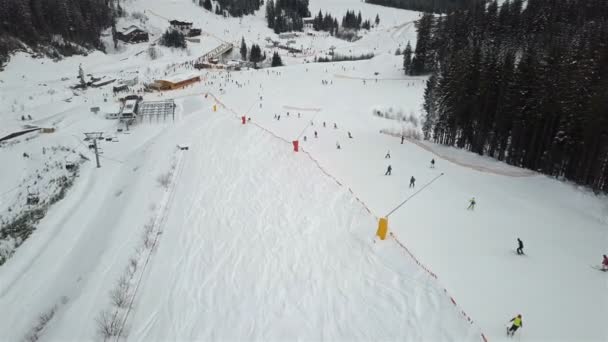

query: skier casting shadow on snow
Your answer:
[385,165,392,176]
[516,238,524,255]
[507,314,523,337]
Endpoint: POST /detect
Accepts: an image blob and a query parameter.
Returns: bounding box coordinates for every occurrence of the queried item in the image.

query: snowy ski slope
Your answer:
[0,0,606,341]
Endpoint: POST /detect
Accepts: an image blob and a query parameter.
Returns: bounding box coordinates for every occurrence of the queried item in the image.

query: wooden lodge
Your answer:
[151,73,201,90]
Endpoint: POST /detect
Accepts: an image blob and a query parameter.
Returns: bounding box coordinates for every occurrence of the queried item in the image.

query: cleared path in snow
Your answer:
[125,109,480,341]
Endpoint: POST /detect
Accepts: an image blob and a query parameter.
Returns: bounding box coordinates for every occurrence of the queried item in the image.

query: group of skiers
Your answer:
[273,110,608,338]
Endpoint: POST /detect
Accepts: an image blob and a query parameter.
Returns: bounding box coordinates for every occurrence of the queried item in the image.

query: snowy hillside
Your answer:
[0,0,606,341]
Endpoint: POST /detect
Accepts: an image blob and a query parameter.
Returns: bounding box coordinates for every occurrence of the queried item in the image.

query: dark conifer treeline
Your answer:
[266,0,310,33]
[364,0,482,14]
[417,0,608,192]
[213,0,262,17]
[312,10,372,34]
[0,0,114,64]
[312,11,339,33]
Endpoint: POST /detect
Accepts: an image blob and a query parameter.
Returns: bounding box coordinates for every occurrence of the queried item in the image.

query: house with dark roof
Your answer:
[169,20,193,35]
[116,25,149,43]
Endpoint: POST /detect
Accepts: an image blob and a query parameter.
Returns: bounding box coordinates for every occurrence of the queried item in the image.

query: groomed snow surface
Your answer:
[0,0,607,341]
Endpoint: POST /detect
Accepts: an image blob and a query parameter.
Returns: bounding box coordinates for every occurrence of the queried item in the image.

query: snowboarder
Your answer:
[385,150,391,159]
[431,159,435,168]
[507,314,523,337]
[409,176,416,188]
[516,238,524,255]
[467,197,476,210]
[348,132,353,139]
[602,255,608,271]
[385,165,392,176]
[401,135,405,144]
[314,131,318,138]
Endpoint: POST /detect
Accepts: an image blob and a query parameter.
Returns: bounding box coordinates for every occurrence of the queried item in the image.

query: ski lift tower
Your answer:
[84,132,104,168]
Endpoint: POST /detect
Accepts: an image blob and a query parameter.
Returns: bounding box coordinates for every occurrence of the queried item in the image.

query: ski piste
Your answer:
[0,0,606,341]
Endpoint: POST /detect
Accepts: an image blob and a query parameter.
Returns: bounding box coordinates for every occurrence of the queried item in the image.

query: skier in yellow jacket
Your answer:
[507,314,523,337]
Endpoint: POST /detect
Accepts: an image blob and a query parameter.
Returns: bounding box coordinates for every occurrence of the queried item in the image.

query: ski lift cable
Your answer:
[385,172,444,218]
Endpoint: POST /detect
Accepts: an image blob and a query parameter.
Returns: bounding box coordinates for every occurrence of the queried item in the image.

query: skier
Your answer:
[314,131,318,138]
[507,314,523,337]
[334,123,337,129]
[323,122,326,127]
[431,159,435,168]
[348,132,353,139]
[602,255,608,271]
[277,115,281,120]
[336,142,341,149]
[467,197,476,210]
[303,136,307,142]
[401,135,405,144]
[385,165,392,176]
[409,176,416,188]
[385,150,391,159]
[516,238,524,255]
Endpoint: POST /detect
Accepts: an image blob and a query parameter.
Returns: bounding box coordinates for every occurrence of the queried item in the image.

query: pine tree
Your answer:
[411,13,433,75]
[403,41,412,75]
[271,51,283,66]
[266,0,275,28]
[375,14,380,26]
[160,29,186,48]
[203,0,213,11]
[422,73,438,140]
[240,37,247,60]
[249,44,262,66]
[111,18,118,49]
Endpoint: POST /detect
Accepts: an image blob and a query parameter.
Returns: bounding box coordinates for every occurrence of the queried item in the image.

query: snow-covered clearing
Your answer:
[0,0,606,341]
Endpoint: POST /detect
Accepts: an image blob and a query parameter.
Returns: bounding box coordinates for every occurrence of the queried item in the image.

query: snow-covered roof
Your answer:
[121,25,145,35]
[169,20,192,26]
[159,72,200,84]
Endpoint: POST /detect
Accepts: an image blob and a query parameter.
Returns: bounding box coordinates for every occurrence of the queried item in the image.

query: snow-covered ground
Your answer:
[0,0,606,341]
